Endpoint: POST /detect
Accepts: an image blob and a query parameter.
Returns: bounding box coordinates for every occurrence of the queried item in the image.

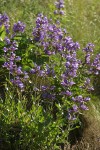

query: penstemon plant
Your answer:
[0,0,100,149]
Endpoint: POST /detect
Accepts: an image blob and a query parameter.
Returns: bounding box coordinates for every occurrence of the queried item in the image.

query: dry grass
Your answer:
[61,101,100,150]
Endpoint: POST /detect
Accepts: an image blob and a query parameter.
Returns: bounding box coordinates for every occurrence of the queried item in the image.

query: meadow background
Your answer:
[0,0,100,50]
[0,0,100,149]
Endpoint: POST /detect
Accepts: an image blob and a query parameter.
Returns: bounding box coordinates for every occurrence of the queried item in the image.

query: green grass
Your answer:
[64,0,100,52]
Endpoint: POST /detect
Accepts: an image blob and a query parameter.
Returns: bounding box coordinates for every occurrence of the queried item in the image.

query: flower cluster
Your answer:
[83,43,100,75]
[54,0,65,15]
[32,13,96,121]
[0,16,27,90]
[41,85,56,101]
[64,36,80,52]
[30,63,55,78]
[60,43,80,99]
[0,13,10,33]
[33,14,63,55]
[83,43,94,65]
[68,96,90,120]
[91,54,100,75]
[72,95,90,108]
[83,43,94,53]
[13,21,26,33]
[3,37,28,90]
[1,9,99,123]
[82,78,93,91]
[33,14,80,57]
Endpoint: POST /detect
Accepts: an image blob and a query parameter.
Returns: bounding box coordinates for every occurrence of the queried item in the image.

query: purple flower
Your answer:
[61,78,68,86]
[4,37,11,45]
[15,56,21,61]
[23,72,29,79]
[59,10,65,15]
[18,83,24,89]
[15,67,23,75]
[10,45,17,51]
[50,86,56,90]
[85,53,91,64]
[61,90,72,96]
[30,64,41,74]
[41,86,47,91]
[42,92,55,100]
[45,65,55,77]
[67,111,77,120]
[65,90,72,96]
[0,13,9,25]
[72,105,78,112]
[69,81,75,86]
[11,77,24,89]
[72,95,83,103]
[83,78,93,90]
[3,47,8,52]
[66,61,70,67]
[10,53,16,61]
[74,42,80,50]
[33,87,39,91]
[13,21,25,33]
[7,61,14,71]
[84,97,91,101]
[30,68,36,74]
[0,13,10,33]
[54,0,65,15]
[91,54,100,74]
[45,50,53,55]
[80,104,88,110]
[3,62,9,68]
[64,37,80,51]
[88,86,94,91]
[54,10,58,15]
[83,43,94,53]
